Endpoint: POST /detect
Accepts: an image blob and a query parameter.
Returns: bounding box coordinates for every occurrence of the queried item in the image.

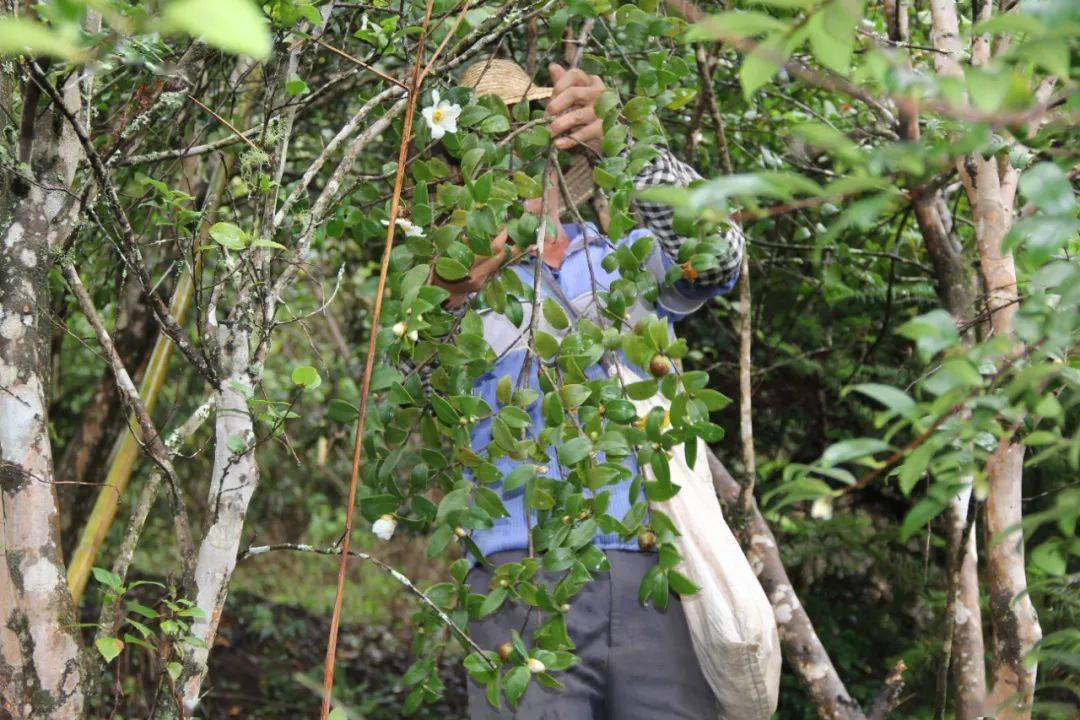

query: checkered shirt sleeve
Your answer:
[631,148,745,289]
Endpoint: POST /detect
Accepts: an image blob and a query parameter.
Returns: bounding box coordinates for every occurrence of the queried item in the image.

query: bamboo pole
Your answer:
[67,161,230,602]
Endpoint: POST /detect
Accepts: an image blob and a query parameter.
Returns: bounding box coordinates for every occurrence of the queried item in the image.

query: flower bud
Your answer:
[527,657,546,674]
[637,529,657,551]
[372,514,397,541]
[391,322,407,337]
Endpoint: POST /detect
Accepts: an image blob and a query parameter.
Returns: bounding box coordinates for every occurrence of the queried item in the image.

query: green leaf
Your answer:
[480,114,510,134]
[513,172,543,199]
[624,380,657,400]
[504,665,531,707]
[291,365,322,389]
[1030,541,1066,576]
[898,443,934,496]
[900,496,947,541]
[460,147,486,179]
[686,11,788,41]
[558,437,592,466]
[163,0,273,61]
[1020,162,1073,215]
[542,298,570,331]
[739,33,790,99]
[208,221,247,251]
[821,438,889,467]
[807,0,861,75]
[0,18,85,61]
[668,569,700,596]
[251,237,286,250]
[478,586,508,618]
[849,384,916,416]
[896,309,960,362]
[285,75,309,95]
[92,567,123,592]
[436,257,470,281]
[95,637,124,663]
[327,399,358,423]
[436,488,470,522]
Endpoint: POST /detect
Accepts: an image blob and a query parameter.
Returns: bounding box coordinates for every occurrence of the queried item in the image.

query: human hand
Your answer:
[546,62,607,155]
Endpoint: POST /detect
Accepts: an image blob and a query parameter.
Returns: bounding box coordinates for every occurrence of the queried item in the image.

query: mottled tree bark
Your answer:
[0,73,86,719]
[967,154,1040,719]
[946,490,987,720]
[887,5,988,714]
[173,323,260,715]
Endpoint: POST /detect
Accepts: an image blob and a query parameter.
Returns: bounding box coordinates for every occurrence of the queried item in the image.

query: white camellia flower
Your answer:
[381,217,425,238]
[372,514,397,541]
[526,657,546,674]
[422,90,461,140]
[810,496,834,520]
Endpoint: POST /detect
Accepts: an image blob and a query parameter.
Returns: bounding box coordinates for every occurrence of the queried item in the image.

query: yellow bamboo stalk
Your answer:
[68,162,230,602]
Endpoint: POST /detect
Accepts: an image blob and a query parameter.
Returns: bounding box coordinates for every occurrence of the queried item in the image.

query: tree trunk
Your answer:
[0,74,86,719]
[174,324,259,715]
[947,491,987,720]
[705,449,869,720]
[969,156,1040,719]
[887,4,989,712]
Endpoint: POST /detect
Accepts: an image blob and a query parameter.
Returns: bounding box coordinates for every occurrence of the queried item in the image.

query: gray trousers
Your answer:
[467,550,717,719]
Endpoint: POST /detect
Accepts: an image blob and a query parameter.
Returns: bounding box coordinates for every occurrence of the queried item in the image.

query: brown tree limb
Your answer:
[705,447,896,720]
[61,263,197,579]
[320,1,438,715]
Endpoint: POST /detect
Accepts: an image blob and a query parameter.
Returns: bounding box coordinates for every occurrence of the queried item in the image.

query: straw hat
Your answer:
[458,58,596,210]
[458,58,553,104]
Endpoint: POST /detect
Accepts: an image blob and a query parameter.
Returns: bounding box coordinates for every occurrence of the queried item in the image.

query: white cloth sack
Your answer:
[620,367,781,720]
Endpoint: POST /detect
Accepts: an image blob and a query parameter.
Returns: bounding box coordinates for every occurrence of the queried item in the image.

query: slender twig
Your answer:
[241,543,493,663]
[307,36,409,89]
[27,61,219,386]
[62,262,197,578]
[187,94,261,151]
[320,1,437,715]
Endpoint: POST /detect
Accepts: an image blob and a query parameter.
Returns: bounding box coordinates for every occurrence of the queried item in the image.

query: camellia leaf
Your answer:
[541,298,570,331]
[435,257,470,281]
[95,637,124,663]
[807,0,861,75]
[558,437,592,466]
[92,566,123,592]
[290,365,322,390]
[821,438,889,467]
[208,222,248,251]
[739,33,790,99]
[163,0,273,61]
[504,665,531,707]
[686,11,788,41]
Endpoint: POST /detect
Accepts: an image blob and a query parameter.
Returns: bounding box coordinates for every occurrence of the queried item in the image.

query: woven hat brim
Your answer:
[559,154,595,212]
[475,84,552,105]
[523,85,553,102]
